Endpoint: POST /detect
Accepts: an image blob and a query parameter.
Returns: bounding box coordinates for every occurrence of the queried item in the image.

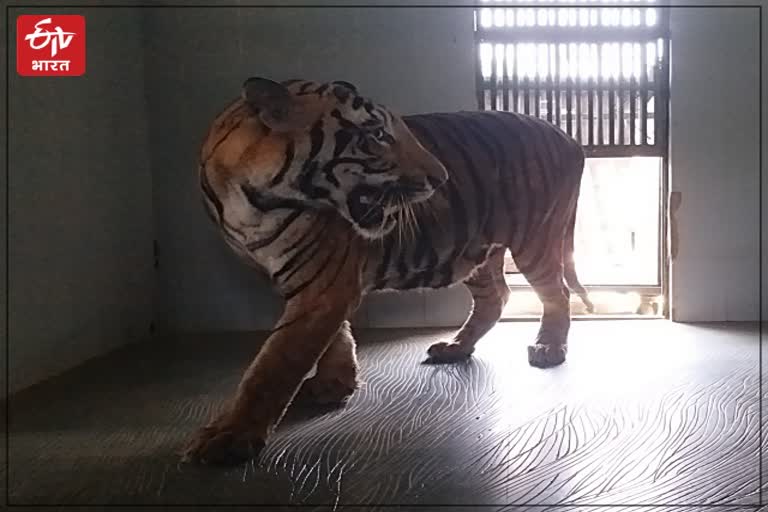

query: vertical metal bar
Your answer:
[629,56,637,145]
[502,44,510,111]
[474,22,485,110]
[523,45,530,116]
[546,69,553,122]
[587,44,594,146]
[588,80,594,146]
[575,48,582,144]
[490,44,498,111]
[512,43,519,112]
[658,7,672,313]
[640,41,647,145]
[656,37,669,155]
[650,52,658,146]
[554,44,561,128]
[566,46,573,137]
[533,43,540,118]
[618,45,625,145]
[608,47,616,145]
[597,43,603,144]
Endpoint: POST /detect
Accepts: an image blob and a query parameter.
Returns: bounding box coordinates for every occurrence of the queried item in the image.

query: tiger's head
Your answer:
[201,77,448,239]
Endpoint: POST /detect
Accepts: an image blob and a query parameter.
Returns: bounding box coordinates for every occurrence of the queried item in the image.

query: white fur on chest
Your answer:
[220,193,311,277]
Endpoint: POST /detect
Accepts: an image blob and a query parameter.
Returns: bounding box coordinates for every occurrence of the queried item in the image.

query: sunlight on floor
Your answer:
[502,287,664,317]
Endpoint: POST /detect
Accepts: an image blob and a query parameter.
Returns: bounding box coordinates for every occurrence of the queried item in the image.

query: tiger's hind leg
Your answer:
[296,321,359,405]
[516,252,572,368]
[427,247,510,363]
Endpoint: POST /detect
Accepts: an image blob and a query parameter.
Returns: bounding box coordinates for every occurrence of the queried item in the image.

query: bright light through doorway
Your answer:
[503,157,663,317]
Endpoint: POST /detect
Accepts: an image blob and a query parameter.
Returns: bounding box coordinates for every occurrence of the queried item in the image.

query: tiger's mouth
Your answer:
[346,181,433,238]
[347,185,387,230]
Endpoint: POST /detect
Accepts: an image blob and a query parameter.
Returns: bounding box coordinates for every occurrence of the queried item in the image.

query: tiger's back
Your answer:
[365,110,586,294]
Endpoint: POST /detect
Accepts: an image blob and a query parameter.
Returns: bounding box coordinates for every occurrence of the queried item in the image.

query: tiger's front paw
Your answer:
[181,414,266,466]
[426,341,474,363]
[527,343,567,368]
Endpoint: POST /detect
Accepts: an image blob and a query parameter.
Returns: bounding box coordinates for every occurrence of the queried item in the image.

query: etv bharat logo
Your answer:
[17,15,86,76]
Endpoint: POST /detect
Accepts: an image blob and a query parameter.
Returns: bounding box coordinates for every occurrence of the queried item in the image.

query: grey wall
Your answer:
[2,5,9,392]
[763,3,768,324]
[8,8,154,392]
[144,5,476,331]
[668,6,761,321]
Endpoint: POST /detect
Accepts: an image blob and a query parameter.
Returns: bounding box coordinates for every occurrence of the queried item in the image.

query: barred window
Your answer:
[474,1,670,158]
[475,2,672,315]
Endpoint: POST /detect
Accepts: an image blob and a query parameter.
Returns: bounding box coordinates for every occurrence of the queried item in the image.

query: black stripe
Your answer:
[411,223,431,268]
[200,198,218,223]
[457,114,512,235]
[396,243,410,280]
[352,97,364,110]
[297,124,333,201]
[241,184,308,212]
[274,224,328,281]
[457,117,500,242]
[333,130,354,158]
[405,116,468,285]
[284,245,336,300]
[280,240,325,284]
[487,113,534,252]
[269,141,296,186]
[406,228,438,287]
[526,121,555,201]
[199,168,224,221]
[322,164,340,187]
[270,310,312,334]
[316,231,353,297]
[298,162,332,201]
[526,185,573,275]
[315,83,330,95]
[432,114,488,230]
[281,216,328,256]
[201,115,246,167]
[308,120,324,160]
[298,82,315,95]
[245,210,302,251]
[374,235,396,287]
[436,261,455,288]
[477,113,526,247]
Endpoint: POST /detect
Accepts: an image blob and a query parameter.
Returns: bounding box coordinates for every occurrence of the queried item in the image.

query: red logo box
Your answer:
[17,15,86,77]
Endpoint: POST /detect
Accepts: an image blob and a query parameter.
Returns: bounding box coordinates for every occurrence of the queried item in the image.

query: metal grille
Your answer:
[474,2,670,158]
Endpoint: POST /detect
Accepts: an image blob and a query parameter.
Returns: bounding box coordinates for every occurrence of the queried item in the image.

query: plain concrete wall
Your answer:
[143,5,476,331]
[668,6,761,321]
[2,6,9,392]
[8,8,154,392]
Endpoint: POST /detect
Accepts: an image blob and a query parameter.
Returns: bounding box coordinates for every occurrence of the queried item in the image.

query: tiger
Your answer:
[184,77,594,465]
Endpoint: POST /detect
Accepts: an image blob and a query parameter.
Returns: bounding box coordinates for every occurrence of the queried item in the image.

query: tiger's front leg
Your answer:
[296,320,360,405]
[182,247,364,466]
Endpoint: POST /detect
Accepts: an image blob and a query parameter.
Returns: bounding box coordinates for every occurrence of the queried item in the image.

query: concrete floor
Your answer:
[5,321,765,509]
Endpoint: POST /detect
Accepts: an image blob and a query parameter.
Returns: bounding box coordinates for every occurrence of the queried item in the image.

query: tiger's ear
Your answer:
[242,77,307,132]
